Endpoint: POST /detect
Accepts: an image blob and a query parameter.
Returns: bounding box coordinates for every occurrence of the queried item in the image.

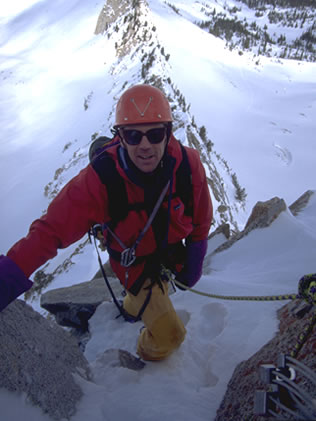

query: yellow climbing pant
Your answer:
[123,279,186,361]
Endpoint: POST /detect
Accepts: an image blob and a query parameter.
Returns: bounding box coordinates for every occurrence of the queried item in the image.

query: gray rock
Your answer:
[94,349,146,371]
[289,189,315,216]
[213,197,287,254]
[0,300,90,420]
[244,196,287,230]
[213,192,315,256]
[41,276,124,330]
[95,0,130,35]
[208,222,230,240]
[214,300,316,421]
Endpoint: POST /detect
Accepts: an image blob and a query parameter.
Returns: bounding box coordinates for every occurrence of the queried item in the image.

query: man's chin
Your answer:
[136,158,158,173]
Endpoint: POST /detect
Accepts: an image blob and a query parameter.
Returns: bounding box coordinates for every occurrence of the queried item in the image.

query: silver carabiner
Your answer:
[121,247,136,268]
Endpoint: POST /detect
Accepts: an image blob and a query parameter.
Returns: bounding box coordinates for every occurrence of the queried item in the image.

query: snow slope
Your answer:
[0,0,315,420]
[1,189,315,421]
[1,0,315,251]
[149,0,316,207]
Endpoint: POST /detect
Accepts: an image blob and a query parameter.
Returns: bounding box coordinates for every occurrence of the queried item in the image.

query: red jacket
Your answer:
[8,135,213,293]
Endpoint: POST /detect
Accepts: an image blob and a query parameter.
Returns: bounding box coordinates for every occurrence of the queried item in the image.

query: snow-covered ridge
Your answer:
[43,0,248,228]
[0,1,315,419]
[1,0,315,298]
[31,0,250,295]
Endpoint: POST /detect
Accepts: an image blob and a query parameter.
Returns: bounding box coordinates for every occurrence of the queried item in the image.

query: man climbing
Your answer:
[0,84,213,361]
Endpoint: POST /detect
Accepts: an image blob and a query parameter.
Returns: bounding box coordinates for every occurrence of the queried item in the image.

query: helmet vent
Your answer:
[131,96,153,117]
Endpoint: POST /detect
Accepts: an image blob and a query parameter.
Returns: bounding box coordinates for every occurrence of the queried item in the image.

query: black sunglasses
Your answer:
[121,127,166,145]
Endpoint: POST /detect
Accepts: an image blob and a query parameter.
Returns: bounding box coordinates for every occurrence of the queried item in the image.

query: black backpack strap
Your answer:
[89,136,113,162]
[176,144,192,215]
[91,149,129,226]
[91,140,192,223]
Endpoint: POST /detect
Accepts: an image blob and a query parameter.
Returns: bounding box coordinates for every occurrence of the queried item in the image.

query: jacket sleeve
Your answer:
[186,148,213,242]
[7,165,108,278]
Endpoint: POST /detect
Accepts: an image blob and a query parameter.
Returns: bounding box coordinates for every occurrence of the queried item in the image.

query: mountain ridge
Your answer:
[29,0,315,292]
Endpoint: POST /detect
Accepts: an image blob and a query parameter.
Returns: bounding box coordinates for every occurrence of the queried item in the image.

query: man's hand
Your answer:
[0,255,33,312]
[175,239,208,290]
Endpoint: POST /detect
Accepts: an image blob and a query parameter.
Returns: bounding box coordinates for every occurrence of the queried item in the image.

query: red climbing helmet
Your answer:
[114,84,173,127]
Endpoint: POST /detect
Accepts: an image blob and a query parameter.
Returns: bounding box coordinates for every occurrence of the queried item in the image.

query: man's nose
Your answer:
[138,135,152,147]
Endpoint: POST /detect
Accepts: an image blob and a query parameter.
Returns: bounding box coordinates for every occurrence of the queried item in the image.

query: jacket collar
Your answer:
[118,145,175,189]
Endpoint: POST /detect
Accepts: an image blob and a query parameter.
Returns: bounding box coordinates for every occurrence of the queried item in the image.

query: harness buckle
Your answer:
[121,247,136,268]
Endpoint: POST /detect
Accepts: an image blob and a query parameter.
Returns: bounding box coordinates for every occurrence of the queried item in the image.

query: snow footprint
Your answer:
[198,302,227,340]
[273,143,292,166]
[176,309,191,326]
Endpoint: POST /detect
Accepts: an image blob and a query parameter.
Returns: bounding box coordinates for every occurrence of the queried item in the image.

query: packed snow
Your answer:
[0,0,315,420]
[1,195,316,421]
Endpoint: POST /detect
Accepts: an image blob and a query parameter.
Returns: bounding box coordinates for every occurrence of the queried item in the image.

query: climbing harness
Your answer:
[88,134,192,322]
[90,228,152,323]
[89,179,172,323]
[106,180,170,277]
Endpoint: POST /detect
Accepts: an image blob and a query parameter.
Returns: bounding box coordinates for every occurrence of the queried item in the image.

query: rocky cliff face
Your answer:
[0,300,90,420]
[213,190,316,421]
[214,299,316,421]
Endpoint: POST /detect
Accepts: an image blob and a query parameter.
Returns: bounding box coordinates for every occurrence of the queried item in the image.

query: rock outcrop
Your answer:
[212,191,315,255]
[212,196,287,254]
[214,190,316,421]
[208,222,231,241]
[95,0,130,35]
[0,300,90,420]
[41,275,123,330]
[289,189,315,216]
[214,300,316,421]
[93,349,146,372]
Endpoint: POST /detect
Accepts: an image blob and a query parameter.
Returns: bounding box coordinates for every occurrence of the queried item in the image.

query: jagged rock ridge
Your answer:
[214,300,316,421]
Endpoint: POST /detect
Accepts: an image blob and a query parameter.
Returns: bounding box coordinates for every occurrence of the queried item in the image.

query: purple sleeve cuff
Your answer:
[0,255,33,312]
[177,239,208,288]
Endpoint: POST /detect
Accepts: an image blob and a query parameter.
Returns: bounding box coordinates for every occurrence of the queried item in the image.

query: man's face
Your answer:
[119,123,167,173]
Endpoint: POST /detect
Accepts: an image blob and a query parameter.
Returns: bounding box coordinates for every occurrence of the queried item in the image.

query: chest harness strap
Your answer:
[91,179,172,323]
[105,179,170,286]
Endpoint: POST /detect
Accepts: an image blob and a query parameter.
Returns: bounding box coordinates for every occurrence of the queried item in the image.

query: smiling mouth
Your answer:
[139,155,154,160]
